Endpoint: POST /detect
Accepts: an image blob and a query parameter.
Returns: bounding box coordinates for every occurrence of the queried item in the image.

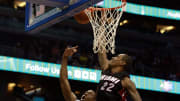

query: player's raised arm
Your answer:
[60,46,78,101]
[98,49,109,71]
[121,77,142,101]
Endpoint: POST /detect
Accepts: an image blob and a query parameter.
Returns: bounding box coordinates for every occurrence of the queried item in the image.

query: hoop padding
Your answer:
[85,0,126,54]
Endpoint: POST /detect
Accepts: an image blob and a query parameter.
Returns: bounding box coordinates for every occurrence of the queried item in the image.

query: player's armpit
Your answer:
[121,77,142,101]
[98,51,109,71]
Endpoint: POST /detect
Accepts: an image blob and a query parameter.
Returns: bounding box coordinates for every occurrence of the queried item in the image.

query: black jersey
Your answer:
[96,69,129,101]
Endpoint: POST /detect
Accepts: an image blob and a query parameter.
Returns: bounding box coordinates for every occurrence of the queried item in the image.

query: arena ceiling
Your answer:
[0,0,180,9]
[0,0,179,36]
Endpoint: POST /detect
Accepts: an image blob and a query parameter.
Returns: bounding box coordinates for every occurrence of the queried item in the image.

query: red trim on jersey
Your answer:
[118,88,127,101]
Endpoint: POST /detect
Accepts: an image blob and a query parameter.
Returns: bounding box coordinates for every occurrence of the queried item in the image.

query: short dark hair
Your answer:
[121,54,133,72]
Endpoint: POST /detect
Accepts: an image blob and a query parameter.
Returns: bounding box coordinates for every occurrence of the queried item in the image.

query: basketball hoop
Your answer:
[84,0,127,54]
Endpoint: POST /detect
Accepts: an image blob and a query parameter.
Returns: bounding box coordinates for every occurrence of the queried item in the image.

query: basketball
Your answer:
[74,10,90,24]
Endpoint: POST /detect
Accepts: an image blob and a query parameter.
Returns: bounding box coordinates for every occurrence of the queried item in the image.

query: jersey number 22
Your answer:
[100,82,115,92]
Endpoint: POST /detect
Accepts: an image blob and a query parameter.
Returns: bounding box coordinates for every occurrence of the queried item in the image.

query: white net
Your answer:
[84,0,126,54]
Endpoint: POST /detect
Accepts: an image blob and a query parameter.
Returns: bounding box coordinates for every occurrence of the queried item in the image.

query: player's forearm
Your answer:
[98,51,108,69]
[131,91,142,101]
[132,96,142,101]
[123,78,142,101]
[60,56,68,80]
[60,56,76,101]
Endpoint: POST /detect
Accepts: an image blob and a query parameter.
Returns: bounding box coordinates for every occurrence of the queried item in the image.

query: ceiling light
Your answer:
[14,1,26,9]
[18,2,26,7]
[123,20,128,24]
[165,26,175,31]
[8,83,16,92]
[157,25,176,34]
[120,22,123,26]
[160,29,165,34]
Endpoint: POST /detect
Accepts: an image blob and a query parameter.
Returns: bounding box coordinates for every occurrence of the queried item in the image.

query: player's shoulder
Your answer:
[102,69,129,76]
[102,68,111,74]
[121,76,134,88]
[116,71,130,79]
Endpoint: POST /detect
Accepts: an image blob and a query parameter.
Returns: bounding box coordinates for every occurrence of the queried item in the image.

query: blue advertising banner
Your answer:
[0,56,102,83]
[99,0,180,20]
[0,56,180,94]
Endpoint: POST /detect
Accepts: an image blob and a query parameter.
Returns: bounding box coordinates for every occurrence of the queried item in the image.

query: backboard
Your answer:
[25,0,103,33]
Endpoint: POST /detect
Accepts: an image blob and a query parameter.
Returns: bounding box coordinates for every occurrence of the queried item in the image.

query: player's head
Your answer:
[109,54,132,71]
[80,90,96,101]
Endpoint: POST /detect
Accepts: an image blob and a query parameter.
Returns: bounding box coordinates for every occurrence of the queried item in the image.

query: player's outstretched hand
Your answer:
[63,46,78,57]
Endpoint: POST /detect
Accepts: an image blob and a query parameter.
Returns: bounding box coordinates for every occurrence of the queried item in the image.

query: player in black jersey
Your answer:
[97,51,142,101]
[60,46,96,101]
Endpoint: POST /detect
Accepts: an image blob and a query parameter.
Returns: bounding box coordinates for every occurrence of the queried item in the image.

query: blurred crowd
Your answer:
[0,34,179,81]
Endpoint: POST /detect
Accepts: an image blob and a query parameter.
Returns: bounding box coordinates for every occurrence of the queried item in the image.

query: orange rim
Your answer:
[86,0,126,11]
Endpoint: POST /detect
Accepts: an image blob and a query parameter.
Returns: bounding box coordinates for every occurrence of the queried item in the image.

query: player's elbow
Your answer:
[60,76,68,81]
[137,97,142,101]
[137,98,142,101]
[60,76,68,85]
[133,97,142,101]
[135,92,142,101]
[60,79,68,90]
[139,95,142,101]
